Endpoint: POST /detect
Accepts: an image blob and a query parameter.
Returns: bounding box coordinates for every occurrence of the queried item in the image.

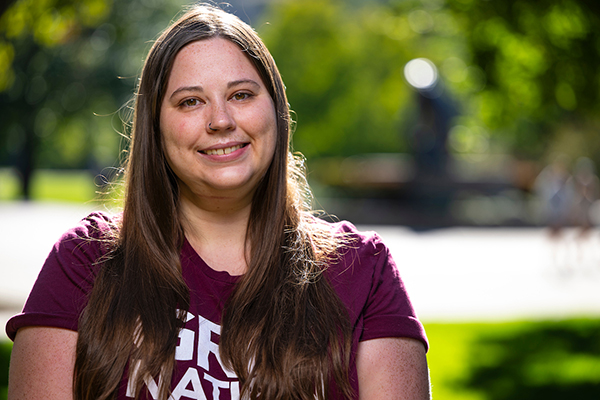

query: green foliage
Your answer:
[444,0,600,159]
[0,39,15,92]
[0,0,187,176]
[3,0,600,192]
[260,0,600,165]
[0,0,113,47]
[259,0,416,160]
[259,0,482,161]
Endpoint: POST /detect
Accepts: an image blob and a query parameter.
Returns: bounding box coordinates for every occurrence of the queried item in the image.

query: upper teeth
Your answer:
[204,144,243,156]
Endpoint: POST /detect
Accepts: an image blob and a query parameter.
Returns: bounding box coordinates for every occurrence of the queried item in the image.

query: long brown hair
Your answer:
[74,4,352,399]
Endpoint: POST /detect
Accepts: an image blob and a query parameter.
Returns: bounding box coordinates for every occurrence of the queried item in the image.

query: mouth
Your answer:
[201,143,247,156]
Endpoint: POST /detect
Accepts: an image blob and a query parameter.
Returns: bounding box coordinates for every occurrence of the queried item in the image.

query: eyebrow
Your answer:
[169,85,203,100]
[168,79,261,100]
[228,79,261,90]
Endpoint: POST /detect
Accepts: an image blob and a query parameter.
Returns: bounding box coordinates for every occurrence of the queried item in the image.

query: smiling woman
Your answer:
[6,4,430,400]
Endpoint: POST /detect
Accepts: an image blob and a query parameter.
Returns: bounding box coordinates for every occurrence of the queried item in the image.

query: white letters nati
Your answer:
[126,312,239,400]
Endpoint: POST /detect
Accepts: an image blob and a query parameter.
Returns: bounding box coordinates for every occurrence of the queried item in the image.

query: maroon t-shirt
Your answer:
[6,212,428,400]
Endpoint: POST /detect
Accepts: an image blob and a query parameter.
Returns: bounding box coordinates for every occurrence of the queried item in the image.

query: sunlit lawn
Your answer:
[429,318,600,400]
[425,321,524,400]
[0,168,115,203]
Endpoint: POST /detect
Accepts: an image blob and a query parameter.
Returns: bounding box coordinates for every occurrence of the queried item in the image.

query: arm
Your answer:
[8,327,78,400]
[356,337,431,400]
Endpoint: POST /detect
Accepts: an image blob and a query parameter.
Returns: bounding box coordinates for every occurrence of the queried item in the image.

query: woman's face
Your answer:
[160,37,277,207]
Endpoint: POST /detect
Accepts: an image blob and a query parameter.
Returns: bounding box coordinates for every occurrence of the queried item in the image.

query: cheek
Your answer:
[267,127,278,158]
[162,117,194,149]
[160,124,189,175]
[256,119,278,163]
[268,116,279,157]
[257,107,278,153]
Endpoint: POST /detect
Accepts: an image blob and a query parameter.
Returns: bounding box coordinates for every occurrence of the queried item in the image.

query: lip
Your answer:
[198,141,249,161]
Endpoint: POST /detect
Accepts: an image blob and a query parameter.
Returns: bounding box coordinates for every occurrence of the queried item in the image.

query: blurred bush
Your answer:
[462,319,600,399]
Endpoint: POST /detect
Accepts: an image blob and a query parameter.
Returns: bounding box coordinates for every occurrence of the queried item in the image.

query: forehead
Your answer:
[167,37,262,85]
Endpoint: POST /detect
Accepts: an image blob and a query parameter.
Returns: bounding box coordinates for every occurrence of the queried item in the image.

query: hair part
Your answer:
[74,4,353,399]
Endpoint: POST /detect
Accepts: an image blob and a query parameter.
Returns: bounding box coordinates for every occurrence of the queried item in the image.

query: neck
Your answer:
[178,191,252,276]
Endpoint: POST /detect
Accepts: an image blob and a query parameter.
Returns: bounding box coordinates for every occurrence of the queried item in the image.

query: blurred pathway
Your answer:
[371,224,600,322]
[2,202,600,339]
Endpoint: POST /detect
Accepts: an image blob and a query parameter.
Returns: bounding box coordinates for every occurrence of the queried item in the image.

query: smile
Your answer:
[202,144,246,156]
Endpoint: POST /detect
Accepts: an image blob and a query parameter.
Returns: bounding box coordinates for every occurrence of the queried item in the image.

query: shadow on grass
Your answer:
[461,319,600,400]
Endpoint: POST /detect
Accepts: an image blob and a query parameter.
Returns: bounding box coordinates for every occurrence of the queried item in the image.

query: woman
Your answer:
[6,4,430,400]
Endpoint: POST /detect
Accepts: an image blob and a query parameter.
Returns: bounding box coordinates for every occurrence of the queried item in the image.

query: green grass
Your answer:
[0,168,121,203]
[424,319,600,400]
[0,169,20,200]
[30,170,97,203]
[425,321,526,400]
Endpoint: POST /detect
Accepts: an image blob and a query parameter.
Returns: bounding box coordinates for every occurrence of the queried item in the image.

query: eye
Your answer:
[232,92,252,101]
[180,98,201,107]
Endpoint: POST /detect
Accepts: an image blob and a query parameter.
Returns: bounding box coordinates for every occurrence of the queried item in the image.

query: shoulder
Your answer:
[334,220,382,248]
[61,211,119,242]
[302,214,394,287]
[304,213,380,240]
[53,211,119,254]
[45,211,121,281]
[49,210,120,266]
[305,214,387,258]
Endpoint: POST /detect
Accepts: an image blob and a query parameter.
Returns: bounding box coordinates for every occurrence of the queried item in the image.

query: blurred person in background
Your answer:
[570,157,600,270]
[535,154,600,275]
[534,153,576,236]
[5,4,430,400]
[534,153,576,274]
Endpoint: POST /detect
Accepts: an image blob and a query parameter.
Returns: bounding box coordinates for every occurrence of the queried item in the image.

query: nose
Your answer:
[206,100,235,133]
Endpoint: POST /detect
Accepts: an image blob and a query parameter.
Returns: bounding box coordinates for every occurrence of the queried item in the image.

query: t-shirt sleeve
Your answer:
[359,235,428,350]
[5,212,112,341]
[330,221,428,351]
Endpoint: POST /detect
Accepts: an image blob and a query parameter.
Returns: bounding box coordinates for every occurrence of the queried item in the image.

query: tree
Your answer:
[260,0,600,168]
[444,0,600,160]
[0,0,186,198]
[259,0,418,160]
